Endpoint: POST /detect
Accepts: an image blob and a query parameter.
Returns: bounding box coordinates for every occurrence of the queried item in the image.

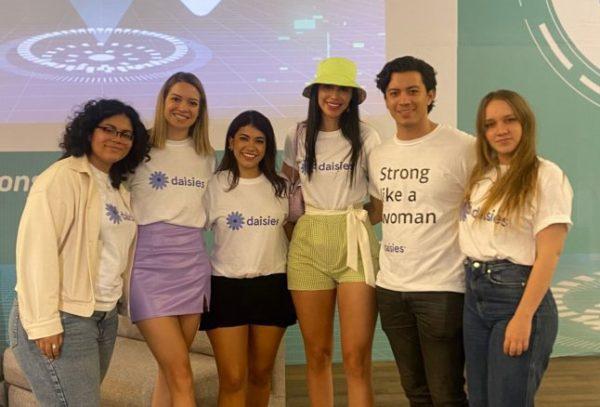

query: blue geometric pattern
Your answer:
[105,203,122,224]
[460,201,470,222]
[226,211,245,230]
[149,170,169,190]
[300,159,308,175]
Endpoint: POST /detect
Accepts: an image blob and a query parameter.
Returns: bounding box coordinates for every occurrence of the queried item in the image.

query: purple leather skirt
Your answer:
[129,222,211,322]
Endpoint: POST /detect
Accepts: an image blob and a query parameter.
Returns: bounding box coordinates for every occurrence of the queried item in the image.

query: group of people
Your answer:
[8,54,572,407]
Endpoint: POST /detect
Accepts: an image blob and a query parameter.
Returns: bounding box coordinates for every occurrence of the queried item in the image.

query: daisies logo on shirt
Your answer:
[383,242,406,254]
[148,170,206,190]
[105,203,135,224]
[299,159,353,175]
[461,201,509,227]
[226,211,245,230]
[225,211,280,231]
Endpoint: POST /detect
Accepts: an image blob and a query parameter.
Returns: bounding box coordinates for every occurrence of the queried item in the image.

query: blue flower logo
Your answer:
[106,203,122,224]
[226,211,245,230]
[299,159,308,174]
[149,171,169,190]
[460,201,471,222]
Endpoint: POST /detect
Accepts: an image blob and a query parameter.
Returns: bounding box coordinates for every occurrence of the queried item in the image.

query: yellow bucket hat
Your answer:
[302,57,367,104]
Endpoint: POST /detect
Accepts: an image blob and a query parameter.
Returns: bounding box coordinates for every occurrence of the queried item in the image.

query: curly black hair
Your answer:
[60,99,150,188]
[375,56,437,112]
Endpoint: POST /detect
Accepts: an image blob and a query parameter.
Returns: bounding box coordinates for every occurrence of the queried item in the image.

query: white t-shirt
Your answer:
[459,158,573,265]
[368,124,476,293]
[204,171,288,278]
[90,166,136,311]
[283,123,381,210]
[128,138,215,228]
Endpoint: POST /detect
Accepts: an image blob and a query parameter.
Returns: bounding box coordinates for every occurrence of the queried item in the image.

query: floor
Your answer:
[285,356,600,406]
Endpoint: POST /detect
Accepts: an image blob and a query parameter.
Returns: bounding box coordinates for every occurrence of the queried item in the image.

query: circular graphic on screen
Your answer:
[521,0,600,107]
[0,27,212,83]
[550,270,600,354]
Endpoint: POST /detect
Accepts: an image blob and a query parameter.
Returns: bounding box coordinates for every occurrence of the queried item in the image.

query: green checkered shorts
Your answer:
[287,213,380,290]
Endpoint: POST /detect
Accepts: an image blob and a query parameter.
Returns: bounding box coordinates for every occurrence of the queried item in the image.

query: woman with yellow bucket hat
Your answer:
[282,57,381,405]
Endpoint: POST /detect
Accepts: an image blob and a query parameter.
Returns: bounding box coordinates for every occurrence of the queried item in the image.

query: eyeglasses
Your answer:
[97,125,134,141]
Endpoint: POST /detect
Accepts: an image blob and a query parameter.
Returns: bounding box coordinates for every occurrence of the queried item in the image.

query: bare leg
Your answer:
[291,289,337,407]
[137,316,198,406]
[208,326,249,407]
[246,325,286,407]
[150,314,201,406]
[337,282,377,407]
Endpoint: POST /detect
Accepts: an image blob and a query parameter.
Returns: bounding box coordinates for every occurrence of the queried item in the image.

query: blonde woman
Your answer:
[459,90,573,407]
[128,72,214,406]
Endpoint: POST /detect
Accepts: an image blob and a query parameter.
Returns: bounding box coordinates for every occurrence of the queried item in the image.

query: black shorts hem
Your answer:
[199,274,297,331]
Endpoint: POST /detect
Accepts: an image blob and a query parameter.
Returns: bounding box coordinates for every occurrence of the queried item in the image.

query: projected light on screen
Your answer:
[0,0,385,122]
[11,28,211,83]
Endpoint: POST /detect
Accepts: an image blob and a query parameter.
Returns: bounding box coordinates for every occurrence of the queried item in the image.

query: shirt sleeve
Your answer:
[283,125,299,169]
[456,133,477,189]
[203,176,218,230]
[533,162,573,235]
[360,124,382,173]
[210,154,217,172]
[367,147,382,200]
[15,172,73,339]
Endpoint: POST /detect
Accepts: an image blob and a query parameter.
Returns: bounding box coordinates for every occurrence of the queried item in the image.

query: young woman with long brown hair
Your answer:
[459,90,573,407]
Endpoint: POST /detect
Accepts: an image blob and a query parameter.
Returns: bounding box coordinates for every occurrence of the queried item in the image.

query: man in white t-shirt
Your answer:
[368,56,474,406]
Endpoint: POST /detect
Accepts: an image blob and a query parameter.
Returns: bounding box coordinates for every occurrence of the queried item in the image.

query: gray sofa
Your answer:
[1,316,285,406]
[0,353,6,406]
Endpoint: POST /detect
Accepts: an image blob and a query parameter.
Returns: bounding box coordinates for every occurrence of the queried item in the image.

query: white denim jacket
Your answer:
[15,155,135,340]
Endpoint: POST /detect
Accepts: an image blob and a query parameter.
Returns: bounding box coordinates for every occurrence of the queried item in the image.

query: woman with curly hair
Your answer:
[9,98,150,406]
[127,72,214,406]
[459,90,573,406]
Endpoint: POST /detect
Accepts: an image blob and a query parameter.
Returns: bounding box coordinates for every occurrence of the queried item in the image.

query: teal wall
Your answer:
[1,152,61,352]
[458,1,600,355]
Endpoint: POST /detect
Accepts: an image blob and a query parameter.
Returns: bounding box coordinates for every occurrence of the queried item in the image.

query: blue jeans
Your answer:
[463,258,558,407]
[9,301,118,407]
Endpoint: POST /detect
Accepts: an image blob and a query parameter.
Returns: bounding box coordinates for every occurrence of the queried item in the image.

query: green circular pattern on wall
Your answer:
[520,0,600,107]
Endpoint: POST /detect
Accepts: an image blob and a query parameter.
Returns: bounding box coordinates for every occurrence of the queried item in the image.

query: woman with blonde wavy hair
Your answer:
[128,72,215,406]
[459,89,573,407]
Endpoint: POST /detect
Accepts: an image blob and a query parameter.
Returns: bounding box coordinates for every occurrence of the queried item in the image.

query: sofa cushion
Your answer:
[8,384,37,407]
[0,380,6,407]
[117,315,214,356]
[116,315,145,341]
[3,348,30,391]
[101,336,218,405]
[189,331,213,356]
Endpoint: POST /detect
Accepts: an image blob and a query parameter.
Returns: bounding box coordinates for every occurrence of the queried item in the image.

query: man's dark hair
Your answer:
[375,56,437,112]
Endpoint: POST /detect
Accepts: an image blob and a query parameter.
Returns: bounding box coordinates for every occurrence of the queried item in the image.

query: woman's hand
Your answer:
[35,333,64,360]
[503,314,532,357]
[365,195,382,225]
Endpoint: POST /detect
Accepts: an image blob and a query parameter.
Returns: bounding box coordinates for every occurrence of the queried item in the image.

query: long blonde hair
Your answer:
[150,72,213,155]
[465,90,539,220]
